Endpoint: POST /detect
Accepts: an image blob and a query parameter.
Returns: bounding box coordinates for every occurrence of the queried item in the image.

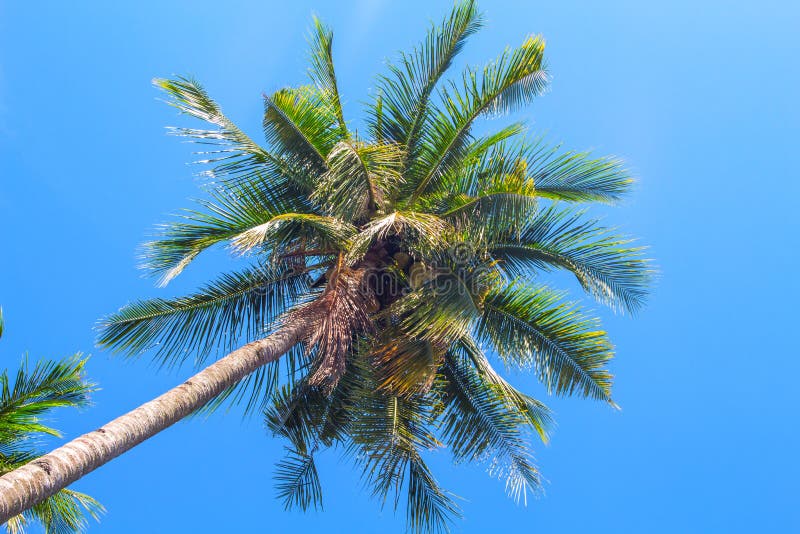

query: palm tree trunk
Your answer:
[0,318,309,523]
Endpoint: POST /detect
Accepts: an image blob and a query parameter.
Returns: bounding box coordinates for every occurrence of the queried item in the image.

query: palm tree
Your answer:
[0,1,651,531]
[0,309,103,533]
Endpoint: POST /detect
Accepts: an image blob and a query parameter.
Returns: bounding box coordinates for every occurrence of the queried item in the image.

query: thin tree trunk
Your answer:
[0,318,309,523]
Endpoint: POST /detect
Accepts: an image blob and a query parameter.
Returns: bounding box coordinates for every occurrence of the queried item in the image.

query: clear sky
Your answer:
[1,1,798,532]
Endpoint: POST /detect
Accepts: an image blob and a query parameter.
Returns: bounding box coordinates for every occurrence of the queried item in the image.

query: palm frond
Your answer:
[526,139,633,203]
[347,211,450,263]
[0,354,102,533]
[142,177,305,285]
[274,448,323,511]
[439,135,633,205]
[404,35,548,205]
[266,366,358,453]
[368,0,483,159]
[97,264,314,366]
[415,126,535,236]
[394,260,501,346]
[4,512,25,534]
[477,282,615,402]
[490,206,652,312]
[394,275,478,347]
[155,77,296,191]
[230,213,355,254]
[263,86,342,170]
[0,356,93,445]
[436,136,530,194]
[454,335,552,442]
[311,140,404,220]
[267,382,326,450]
[347,375,458,533]
[405,451,460,534]
[350,389,459,534]
[289,264,377,391]
[22,489,104,534]
[370,334,442,398]
[156,76,266,158]
[440,122,526,178]
[438,156,537,230]
[441,340,547,504]
[266,368,371,513]
[307,16,347,136]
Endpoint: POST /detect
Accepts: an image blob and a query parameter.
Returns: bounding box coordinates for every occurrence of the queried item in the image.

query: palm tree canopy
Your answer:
[98,1,652,531]
[0,309,104,534]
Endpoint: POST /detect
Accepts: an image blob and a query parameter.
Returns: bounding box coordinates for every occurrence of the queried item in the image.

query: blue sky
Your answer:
[1,1,799,532]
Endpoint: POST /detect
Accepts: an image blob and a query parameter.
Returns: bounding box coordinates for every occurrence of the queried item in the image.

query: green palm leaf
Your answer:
[142,178,306,285]
[478,282,616,402]
[368,0,483,159]
[0,356,93,445]
[311,140,404,220]
[155,77,299,191]
[0,353,103,533]
[20,489,104,534]
[404,34,548,204]
[274,448,323,512]
[230,212,355,254]
[527,139,633,203]
[436,156,537,229]
[405,451,460,534]
[490,206,652,312]
[394,266,489,346]
[307,16,347,136]
[441,341,547,504]
[348,385,459,534]
[347,211,450,263]
[97,264,314,366]
[452,335,552,441]
[263,86,342,170]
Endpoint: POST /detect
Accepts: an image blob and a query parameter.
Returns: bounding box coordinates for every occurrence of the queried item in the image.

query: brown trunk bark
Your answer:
[0,318,309,523]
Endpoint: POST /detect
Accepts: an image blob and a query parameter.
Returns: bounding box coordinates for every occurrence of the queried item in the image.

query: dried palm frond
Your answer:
[290,259,378,391]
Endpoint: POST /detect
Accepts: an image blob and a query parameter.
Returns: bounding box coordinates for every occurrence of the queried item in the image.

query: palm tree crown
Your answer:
[98,2,651,531]
[0,310,103,533]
